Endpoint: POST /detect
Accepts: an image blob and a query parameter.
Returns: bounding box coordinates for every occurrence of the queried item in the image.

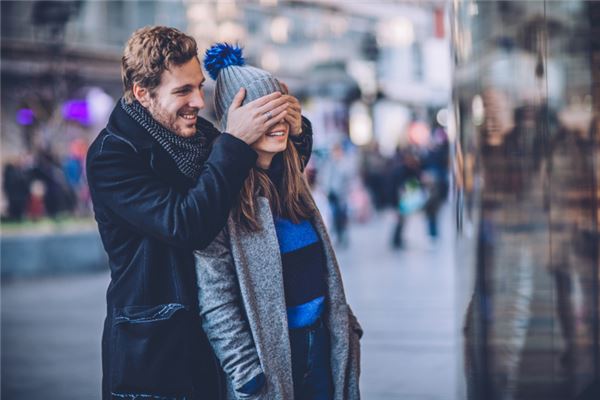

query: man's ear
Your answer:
[133,84,151,107]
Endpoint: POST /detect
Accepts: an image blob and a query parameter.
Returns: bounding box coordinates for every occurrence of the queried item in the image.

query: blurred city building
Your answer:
[452,1,600,399]
[1,0,450,223]
[1,0,190,220]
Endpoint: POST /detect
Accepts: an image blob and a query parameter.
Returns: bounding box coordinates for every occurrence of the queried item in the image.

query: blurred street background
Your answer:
[2,1,600,400]
[2,207,456,399]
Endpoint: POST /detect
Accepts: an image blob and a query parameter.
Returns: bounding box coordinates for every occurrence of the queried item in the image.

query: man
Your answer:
[86,26,312,399]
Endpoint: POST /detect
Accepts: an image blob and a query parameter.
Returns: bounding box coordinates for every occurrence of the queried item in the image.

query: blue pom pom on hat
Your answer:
[203,43,245,80]
[203,42,284,129]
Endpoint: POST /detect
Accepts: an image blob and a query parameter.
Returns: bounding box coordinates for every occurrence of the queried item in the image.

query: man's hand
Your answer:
[280,82,303,136]
[226,89,288,145]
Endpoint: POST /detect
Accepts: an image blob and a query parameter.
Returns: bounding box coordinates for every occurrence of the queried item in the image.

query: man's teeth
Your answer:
[180,113,197,120]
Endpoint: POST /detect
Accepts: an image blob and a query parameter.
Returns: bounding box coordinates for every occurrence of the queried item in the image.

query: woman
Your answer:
[195,43,362,400]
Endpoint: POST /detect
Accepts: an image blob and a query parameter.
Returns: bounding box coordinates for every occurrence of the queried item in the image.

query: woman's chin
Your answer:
[260,144,288,155]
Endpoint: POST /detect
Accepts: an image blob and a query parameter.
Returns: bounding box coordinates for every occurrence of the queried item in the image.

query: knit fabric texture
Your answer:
[120,98,213,180]
[274,217,327,329]
[213,65,284,130]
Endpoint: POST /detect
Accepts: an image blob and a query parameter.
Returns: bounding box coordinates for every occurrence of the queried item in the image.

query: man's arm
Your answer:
[87,132,256,250]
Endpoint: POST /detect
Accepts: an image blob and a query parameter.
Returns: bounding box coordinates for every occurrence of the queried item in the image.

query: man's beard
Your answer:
[147,100,182,136]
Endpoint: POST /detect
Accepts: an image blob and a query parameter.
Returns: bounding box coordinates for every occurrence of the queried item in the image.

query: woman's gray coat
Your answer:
[194,197,362,399]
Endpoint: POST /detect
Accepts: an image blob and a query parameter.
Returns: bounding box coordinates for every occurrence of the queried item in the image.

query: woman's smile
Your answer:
[265,130,287,139]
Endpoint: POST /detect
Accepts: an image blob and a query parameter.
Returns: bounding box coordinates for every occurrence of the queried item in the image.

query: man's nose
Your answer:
[189,89,205,109]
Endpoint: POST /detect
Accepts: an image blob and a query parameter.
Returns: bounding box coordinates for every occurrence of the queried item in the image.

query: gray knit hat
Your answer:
[204,43,283,130]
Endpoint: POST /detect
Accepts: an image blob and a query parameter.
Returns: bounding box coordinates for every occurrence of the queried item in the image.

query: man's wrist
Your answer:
[223,130,251,146]
[218,132,257,158]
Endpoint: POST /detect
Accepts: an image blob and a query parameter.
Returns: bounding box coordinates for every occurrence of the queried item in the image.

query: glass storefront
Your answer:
[452,1,600,399]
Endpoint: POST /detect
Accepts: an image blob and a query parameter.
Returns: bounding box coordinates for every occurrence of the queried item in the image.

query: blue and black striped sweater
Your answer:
[264,155,328,329]
[274,217,327,329]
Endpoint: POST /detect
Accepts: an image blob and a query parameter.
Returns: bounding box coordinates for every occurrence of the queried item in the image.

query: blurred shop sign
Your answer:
[61,88,114,127]
[17,109,36,126]
[62,100,90,126]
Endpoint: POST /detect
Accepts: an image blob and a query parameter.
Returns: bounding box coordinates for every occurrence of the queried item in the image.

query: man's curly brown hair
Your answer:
[121,26,198,103]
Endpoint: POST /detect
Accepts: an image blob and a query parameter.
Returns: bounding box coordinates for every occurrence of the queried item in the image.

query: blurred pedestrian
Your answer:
[390,145,421,248]
[421,125,449,239]
[348,178,372,223]
[306,164,333,231]
[63,138,91,216]
[543,114,597,380]
[86,27,313,399]
[194,44,362,399]
[2,158,31,221]
[321,143,352,247]
[30,149,76,218]
[360,142,387,210]
[27,179,46,220]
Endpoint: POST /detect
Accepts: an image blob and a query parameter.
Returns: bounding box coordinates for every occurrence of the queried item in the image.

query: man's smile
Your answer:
[179,110,198,121]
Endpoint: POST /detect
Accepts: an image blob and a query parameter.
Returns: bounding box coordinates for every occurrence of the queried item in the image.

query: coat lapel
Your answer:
[227,198,294,398]
[311,211,351,399]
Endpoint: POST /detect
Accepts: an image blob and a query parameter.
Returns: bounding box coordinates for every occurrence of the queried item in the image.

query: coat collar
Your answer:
[228,198,287,316]
[226,198,295,393]
[106,99,155,150]
[106,99,218,188]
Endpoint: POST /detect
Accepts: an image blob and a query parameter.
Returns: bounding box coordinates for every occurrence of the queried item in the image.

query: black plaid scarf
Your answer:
[120,98,211,180]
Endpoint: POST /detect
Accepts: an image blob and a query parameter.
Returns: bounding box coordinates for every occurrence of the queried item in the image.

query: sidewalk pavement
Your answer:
[337,207,458,400]
[1,206,458,400]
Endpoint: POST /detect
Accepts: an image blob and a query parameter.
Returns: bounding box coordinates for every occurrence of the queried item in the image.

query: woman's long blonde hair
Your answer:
[233,139,315,231]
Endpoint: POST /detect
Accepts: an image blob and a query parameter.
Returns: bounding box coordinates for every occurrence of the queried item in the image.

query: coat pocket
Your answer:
[110,303,193,398]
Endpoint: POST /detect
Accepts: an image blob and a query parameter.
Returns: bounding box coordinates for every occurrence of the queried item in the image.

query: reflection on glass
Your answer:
[453,1,599,399]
